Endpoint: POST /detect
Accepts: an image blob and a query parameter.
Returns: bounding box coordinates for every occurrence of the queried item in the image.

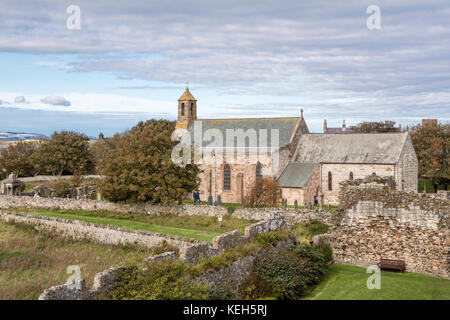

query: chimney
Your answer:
[342,120,346,132]
[323,120,327,133]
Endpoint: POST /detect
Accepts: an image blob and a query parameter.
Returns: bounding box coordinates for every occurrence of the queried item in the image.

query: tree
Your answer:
[33,131,94,176]
[410,122,449,188]
[0,141,38,178]
[90,133,122,174]
[98,120,200,204]
[351,121,400,133]
[243,177,281,208]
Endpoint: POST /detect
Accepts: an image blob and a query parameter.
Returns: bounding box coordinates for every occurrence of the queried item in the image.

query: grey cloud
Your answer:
[0,0,449,119]
[40,96,71,106]
[14,96,26,103]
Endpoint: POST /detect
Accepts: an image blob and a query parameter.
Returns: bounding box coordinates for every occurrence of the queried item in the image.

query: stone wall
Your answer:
[38,266,126,300]
[0,194,334,225]
[0,211,194,249]
[327,177,449,278]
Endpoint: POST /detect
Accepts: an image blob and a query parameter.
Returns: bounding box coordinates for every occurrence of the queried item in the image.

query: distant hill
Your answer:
[0,132,47,142]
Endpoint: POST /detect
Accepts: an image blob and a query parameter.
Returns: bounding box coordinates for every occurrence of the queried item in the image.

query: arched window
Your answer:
[190,103,194,116]
[328,172,332,191]
[256,162,262,181]
[181,103,185,116]
[349,172,354,180]
[224,164,231,190]
[372,172,376,176]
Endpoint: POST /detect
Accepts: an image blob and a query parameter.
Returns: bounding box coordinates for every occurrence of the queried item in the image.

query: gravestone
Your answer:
[294,200,298,210]
[208,195,213,205]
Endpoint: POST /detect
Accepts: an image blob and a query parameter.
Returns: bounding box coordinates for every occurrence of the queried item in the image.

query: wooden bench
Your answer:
[378,259,406,272]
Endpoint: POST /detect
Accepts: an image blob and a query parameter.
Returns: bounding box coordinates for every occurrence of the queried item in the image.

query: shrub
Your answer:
[239,273,273,300]
[243,177,281,208]
[108,263,210,300]
[293,219,329,241]
[253,244,332,299]
[209,282,238,300]
[255,231,285,248]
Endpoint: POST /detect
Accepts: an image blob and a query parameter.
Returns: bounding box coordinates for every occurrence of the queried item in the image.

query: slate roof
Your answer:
[277,163,319,188]
[187,117,301,147]
[293,132,408,164]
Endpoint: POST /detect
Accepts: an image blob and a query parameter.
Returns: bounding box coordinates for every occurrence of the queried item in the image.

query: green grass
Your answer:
[304,264,450,300]
[13,208,251,242]
[0,220,156,300]
[418,179,447,193]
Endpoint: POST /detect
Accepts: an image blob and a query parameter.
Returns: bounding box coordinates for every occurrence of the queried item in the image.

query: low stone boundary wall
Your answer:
[0,195,334,225]
[38,266,125,300]
[0,211,195,250]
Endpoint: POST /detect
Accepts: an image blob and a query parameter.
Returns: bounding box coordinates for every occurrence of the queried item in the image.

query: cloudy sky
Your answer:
[0,0,449,137]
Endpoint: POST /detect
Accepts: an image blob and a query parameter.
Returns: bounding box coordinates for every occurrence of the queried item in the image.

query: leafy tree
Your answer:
[410,122,449,188]
[98,120,200,203]
[33,131,94,176]
[0,141,38,178]
[243,177,281,208]
[90,133,122,174]
[351,121,400,133]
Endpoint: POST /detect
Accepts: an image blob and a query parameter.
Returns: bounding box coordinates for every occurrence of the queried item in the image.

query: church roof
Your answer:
[278,163,318,188]
[187,117,300,147]
[178,88,196,101]
[293,132,408,164]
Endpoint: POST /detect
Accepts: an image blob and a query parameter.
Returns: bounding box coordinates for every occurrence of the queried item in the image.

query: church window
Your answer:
[181,103,185,116]
[328,172,332,191]
[224,164,231,190]
[349,172,354,180]
[256,162,262,181]
[190,103,194,116]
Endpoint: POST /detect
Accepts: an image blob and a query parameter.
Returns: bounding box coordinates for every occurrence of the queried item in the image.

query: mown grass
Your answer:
[0,220,157,300]
[303,264,450,300]
[13,208,251,242]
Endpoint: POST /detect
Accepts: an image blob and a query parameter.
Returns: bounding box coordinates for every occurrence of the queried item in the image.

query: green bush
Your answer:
[293,219,329,241]
[108,263,209,300]
[252,243,332,300]
[255,230,287,248]
[239,273,273,300]
[209,282,238,300]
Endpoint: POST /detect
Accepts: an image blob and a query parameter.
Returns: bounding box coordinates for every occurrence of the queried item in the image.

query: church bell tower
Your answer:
[176,87,197,129]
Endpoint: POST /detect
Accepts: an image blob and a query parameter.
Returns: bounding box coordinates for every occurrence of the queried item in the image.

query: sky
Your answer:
[0,0,449,137]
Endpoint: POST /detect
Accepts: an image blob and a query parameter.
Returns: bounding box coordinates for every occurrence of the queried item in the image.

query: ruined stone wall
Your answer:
[327,178,449,278]
[320,163,396,204]
[0,195,335,225]
[0,211,194,249]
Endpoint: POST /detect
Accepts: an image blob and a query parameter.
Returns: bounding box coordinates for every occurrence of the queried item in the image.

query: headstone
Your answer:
[208,195,213,205]
[294,200,298,210]
[178,197,182,205]
[283,199,287,209]
[217,195,222,205]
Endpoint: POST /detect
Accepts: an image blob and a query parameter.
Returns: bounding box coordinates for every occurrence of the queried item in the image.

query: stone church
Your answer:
[172,88,418,205]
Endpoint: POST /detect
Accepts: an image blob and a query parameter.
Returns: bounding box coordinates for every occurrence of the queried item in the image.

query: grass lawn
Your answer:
[304,264,450,300]
[0,220,156,300]
[13,208,251,242]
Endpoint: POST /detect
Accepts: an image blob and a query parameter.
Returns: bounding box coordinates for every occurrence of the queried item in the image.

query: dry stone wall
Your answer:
[327,177,449,278]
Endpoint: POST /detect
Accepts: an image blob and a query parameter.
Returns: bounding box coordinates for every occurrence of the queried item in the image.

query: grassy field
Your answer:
[0,220,156,300]
[13,208,251,242]
[304,264,450,300]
